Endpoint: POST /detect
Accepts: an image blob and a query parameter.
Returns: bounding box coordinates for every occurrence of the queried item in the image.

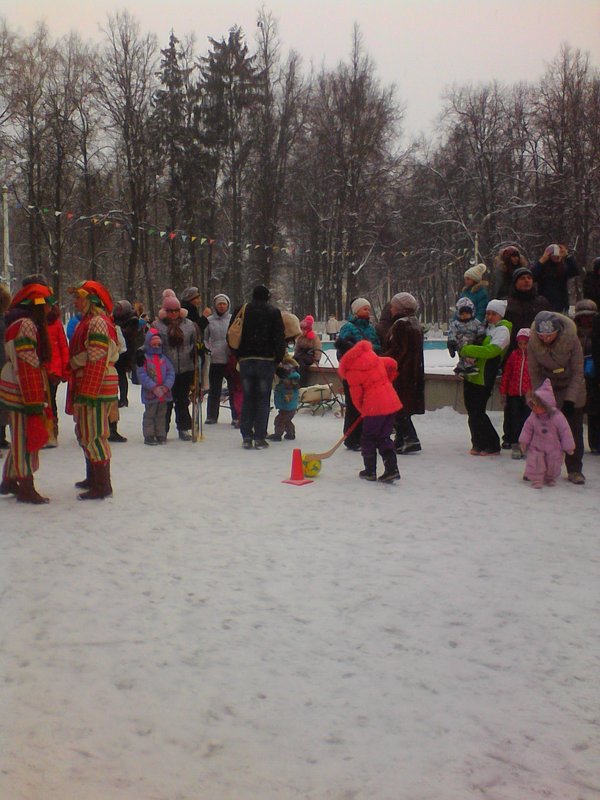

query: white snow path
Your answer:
[1,387,599,800]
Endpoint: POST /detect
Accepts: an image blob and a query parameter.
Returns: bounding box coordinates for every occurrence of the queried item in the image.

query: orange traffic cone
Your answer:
[282,448,314,486]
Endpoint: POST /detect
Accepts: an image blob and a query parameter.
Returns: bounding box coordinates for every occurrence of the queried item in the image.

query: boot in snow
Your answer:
[16,475,49,504]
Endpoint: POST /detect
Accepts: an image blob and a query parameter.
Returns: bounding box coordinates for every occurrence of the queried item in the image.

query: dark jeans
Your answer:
[394,411,419,447]
[207,363,239,421]
[504,395,530,445]
[239,359,276,441]
[166,370,194,433]
[116,362,129,405]
[463,381,500,452]
[565,407,584,474]
[342,379,363,448]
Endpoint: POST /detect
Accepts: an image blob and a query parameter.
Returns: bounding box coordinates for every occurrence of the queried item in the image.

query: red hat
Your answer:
[69,280,113,313]
[10,283,52,309]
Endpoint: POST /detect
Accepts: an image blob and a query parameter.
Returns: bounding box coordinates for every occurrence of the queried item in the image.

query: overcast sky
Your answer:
[3,0,599,138]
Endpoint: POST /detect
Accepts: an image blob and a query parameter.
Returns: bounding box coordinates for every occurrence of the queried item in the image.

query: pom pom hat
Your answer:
[464,263,487,283]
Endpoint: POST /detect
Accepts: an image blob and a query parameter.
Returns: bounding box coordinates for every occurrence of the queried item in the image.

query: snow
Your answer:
[2,385,600,800]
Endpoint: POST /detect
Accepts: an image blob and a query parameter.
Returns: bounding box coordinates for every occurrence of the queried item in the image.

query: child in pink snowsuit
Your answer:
[519,378,575,488]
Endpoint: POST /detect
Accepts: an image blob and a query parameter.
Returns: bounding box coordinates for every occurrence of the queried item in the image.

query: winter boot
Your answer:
[108,421,127,443]
[378,451,401,483]
[0,476,19,495]
[511,444,523,460]
[359,454,377,481]
[74,458,92,489]
[78,461,113,500]
[16,475,49,504]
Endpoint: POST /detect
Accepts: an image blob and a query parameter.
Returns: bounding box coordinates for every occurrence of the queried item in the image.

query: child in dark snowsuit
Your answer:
[519,379,575,488]
[136,328,176,445]
[338,339,401,482]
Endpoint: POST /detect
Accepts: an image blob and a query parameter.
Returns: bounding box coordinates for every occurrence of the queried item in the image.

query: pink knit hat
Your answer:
[158,289,187,319]
[300,315,315,339]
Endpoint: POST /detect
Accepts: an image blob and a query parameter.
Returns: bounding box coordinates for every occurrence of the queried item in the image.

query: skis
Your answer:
[190,358,203,443]
[303,416,362,461]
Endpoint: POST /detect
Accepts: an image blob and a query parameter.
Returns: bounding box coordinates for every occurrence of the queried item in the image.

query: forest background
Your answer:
[0,8,598,323]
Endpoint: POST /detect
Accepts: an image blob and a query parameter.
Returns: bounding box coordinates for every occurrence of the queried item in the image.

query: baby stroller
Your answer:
[297,347,345,416]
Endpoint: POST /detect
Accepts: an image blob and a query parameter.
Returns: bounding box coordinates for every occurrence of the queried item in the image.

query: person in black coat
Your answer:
[230,285,286,449]
[582,257,600,308]
[504,268,551,353]
[531,244,579,313]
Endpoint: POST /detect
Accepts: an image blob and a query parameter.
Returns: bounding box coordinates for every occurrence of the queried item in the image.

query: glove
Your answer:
[562,400,575,417]
[447,342,456,358]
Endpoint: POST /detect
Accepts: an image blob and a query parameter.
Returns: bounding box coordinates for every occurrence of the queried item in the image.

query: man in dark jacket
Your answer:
[231,285,286,449]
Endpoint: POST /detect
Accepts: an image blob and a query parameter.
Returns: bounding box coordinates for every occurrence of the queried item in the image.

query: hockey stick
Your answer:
[303,415,363,461]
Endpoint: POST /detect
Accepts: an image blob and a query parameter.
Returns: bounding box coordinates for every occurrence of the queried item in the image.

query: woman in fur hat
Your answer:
[0,282,54,503]
[527,310,586,483]
[493,246,529,300]
[457,263,489,322]
[151,290,199,441]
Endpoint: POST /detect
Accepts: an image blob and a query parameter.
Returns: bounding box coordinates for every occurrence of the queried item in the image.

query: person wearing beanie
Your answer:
[293,314,322,387]
[505,267,551,352]
[518,379,575,488]
[499,328,533,458]
[457,263,489,322]
[447,297,486,377]
[380,292,425,454]
[337,297,381,451]
[0,282,53,503]
[459,298,512,455]
[492,245,529,299]
[532,244,579,313]
[229,285,286,449]
[204,293,238,425]
[152,289,198,441]
[67,280,120,499]
[136,328,175,445]
[528,310,586,483]
[582,256,600,308]
[573,299,600,454]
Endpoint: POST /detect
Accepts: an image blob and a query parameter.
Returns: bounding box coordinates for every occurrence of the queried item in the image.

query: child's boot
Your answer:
[511,444,523,459]
[359,454,377,481]
[379,451,401,482]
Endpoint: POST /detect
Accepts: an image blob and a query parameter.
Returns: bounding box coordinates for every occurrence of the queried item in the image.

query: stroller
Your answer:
[297,347,345,416]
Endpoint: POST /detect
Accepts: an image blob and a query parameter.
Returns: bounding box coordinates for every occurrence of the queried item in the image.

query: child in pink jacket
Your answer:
[338,339,402,482]
[519,378,575,488]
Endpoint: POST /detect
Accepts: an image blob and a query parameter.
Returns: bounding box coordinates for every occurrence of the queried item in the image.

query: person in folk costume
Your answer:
[0,281,12,450]
[67,280,120,500]
[0,282,54,503]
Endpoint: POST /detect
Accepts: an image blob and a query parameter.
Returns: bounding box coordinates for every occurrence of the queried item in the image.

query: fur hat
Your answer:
[516,327,531,341]
[512,267,533,284]
[456,297,475,314]
[501,246,520,261]
[574,299,598,318]
[281,312,301,340]
[486,299,507,318]
[391,292,418,314]
[464,263,487,283]
[181,286,201,304]
[351,297,370,315]
[534,310,562,335]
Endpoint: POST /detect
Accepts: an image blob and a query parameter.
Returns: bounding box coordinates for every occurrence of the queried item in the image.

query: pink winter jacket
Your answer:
[338,339,402,416]
[519,378,575,455]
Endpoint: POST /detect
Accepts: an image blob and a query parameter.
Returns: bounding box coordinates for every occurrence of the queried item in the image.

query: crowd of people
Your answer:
[1,241,599,500]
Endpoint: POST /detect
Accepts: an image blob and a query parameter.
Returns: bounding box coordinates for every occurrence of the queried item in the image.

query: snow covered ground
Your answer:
[2,385,600,800]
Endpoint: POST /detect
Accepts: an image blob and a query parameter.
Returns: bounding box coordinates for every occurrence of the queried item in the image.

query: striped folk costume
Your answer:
[67,280,119,500]
[0,282,54,503]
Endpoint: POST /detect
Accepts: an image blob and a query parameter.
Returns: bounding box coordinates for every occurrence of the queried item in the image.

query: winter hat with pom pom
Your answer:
[464,263,487,283]
[300,315,315,339]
